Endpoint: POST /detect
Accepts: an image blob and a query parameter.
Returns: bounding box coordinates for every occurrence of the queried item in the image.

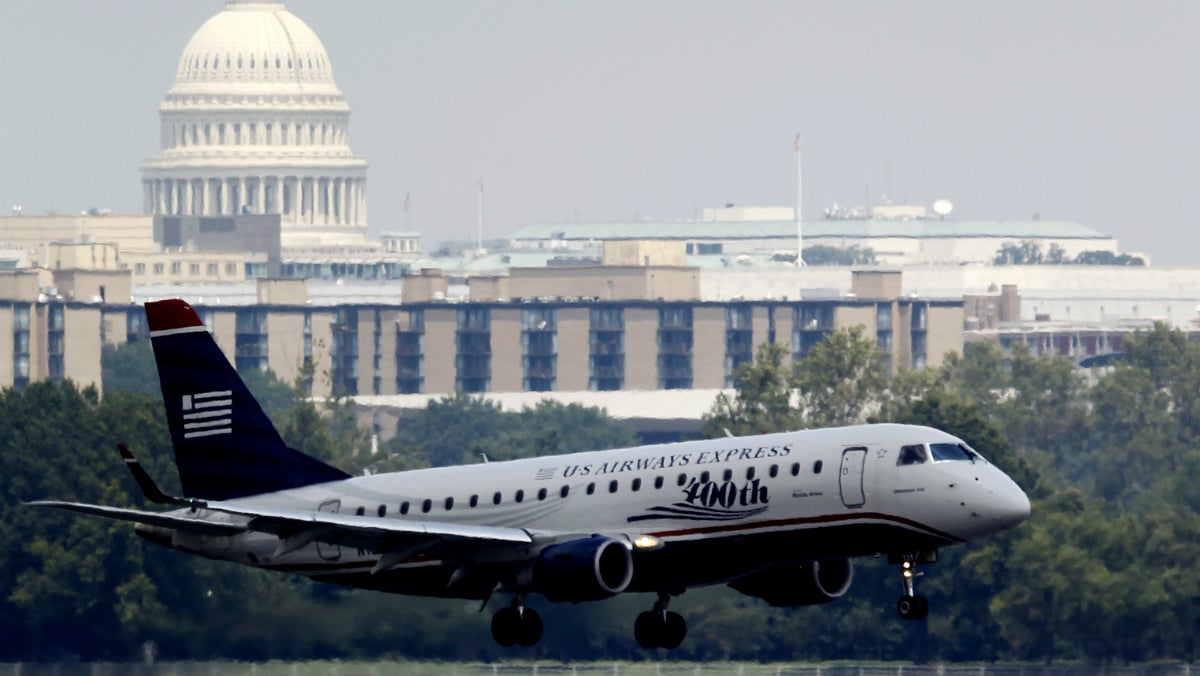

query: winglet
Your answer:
[117,443,196,507]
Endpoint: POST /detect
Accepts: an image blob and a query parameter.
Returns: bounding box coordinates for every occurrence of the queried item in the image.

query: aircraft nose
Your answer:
[993,482,1031,530]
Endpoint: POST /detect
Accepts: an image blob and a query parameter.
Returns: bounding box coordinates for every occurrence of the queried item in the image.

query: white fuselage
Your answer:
[160,423,1029,598]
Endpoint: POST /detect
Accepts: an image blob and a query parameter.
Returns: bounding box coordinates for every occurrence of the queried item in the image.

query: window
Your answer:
[898,445,928,466]
[769,465,779,478]
[654,476,664,489]
[631,478,641,492]
[207,263,219,275]
[587,482,596,495]
[189,263,200,275]
[746,467,756,480]
[537,488,547,501]
[469,495,479,507]
[560,485,569,498]
[400,502,409,515]
[929,443,979,462]
[153,263,164,274]
[609,480,619,494]
[444,497,454,510]
[422,499,432,513]
[226,262,237,275]
[723,469,732,482]
[134,263,146,275]
[813,461,823,474]
[515,490,524,503]
[791,463,800,476]
[677,473,687,486]
[493,492,502,505]
[171,262,181,274]
[355,506,365,516]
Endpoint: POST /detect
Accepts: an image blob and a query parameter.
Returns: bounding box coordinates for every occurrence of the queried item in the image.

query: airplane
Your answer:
[31,299,1031,649]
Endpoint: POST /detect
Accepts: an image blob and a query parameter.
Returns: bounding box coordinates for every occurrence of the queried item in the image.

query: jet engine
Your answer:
[728,559,854,607]
[523,535,634,602]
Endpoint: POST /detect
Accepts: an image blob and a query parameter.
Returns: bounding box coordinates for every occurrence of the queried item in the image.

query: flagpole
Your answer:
[477,176,484,254]
[795,134,805,266]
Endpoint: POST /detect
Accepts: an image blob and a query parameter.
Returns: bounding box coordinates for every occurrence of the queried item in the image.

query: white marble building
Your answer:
[141,0,370,250]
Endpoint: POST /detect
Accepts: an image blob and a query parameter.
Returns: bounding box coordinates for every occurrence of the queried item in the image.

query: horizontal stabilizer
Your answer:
[26,500,244,536]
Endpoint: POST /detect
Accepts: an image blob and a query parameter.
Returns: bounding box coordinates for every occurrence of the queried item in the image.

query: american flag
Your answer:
[535,467,557,481]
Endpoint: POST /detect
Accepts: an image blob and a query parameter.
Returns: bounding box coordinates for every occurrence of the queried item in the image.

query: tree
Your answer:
[703,342,799,436]
[793,326,889,428]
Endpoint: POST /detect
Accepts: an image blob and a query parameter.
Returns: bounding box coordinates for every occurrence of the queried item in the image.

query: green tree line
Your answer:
[4,327,1200,663]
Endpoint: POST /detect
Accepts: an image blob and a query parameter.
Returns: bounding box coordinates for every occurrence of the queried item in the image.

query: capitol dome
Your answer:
[142,0,369,243]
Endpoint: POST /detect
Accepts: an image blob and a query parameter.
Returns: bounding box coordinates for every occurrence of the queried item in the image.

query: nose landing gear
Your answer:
[893,553,932,621]
[634,592,687,649]
[491,596,543,647]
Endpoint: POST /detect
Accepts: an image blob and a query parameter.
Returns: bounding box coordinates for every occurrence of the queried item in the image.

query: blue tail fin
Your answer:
[146,299,349,500]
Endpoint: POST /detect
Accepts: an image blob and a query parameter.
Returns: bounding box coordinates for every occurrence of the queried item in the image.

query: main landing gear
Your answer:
[491,596,543,647]
[634,592,687,650]
[893,552,933,621]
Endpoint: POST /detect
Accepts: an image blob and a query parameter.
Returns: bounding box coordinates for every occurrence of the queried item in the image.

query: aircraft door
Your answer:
[316,499,341,561]
[839,447,868,508]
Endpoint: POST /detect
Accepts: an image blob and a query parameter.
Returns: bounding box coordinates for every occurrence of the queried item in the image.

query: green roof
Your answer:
[505,219,1109,241]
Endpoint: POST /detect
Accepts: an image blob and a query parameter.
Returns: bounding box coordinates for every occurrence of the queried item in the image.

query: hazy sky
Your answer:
[1,1,1197,263]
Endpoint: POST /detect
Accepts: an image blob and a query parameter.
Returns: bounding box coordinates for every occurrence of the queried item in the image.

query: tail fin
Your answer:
[146,299,349,501]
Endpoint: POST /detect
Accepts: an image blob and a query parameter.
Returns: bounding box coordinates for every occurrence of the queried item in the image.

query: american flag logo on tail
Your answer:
[182,390,233,439]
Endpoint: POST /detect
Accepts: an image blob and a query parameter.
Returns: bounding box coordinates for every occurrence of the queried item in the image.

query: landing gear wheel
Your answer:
[660,611,687,649]
[491,606,520,647]
[516,607,543,647]
[634,611,661,649]
[635,593,688,650]
[897,595,928,621]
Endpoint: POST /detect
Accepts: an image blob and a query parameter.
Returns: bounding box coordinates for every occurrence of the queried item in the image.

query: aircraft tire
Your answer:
[516,608,543,647]
[660,611,687,649]
[491,607,520,646]
[634,611,662,649]
[896,595,929,621]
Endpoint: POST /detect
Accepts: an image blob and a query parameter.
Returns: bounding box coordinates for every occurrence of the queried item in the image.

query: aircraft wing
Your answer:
[27,500,246,537]
[207,501,534,551]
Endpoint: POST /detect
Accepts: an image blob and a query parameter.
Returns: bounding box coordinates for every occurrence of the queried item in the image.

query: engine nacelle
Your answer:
[523,535,634,602]
[728,558,854,607]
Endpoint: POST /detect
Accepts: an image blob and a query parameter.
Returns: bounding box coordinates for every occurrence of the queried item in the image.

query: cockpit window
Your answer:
[929,442,979,462]
[898,444,928,466]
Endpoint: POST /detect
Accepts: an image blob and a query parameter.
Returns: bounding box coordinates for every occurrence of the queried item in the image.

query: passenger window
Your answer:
[492,492,502,505]
[631,478,642,491]
[587,482,596,495]
[444,497,454,510]
[700,471,710,483]
[813,461,823,474]
[746,467,756,480]
[537,488,547,501]
[677,473,687,486]
[791,463,800,476]
[898,444,928,466]
[769,465,779,478]
[355,506,365,516]
[422,499,432,513]
[609,480,619,494]
[560,485,569,498]
[654,476,664,489]
[469,495,479,507]
[377,505,386,517]
[515,490,525,503]
[400,501,409,515]
[723,469,733,481]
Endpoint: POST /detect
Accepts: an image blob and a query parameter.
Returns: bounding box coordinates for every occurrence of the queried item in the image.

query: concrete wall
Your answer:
[693,306,725,389]
[926,305,965,367]
[423,308,457,394]
[64,306,102,392]
[624,308,658,390]
[266,311,306,386]
[491,308,523,392]
[556,307,590,391]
